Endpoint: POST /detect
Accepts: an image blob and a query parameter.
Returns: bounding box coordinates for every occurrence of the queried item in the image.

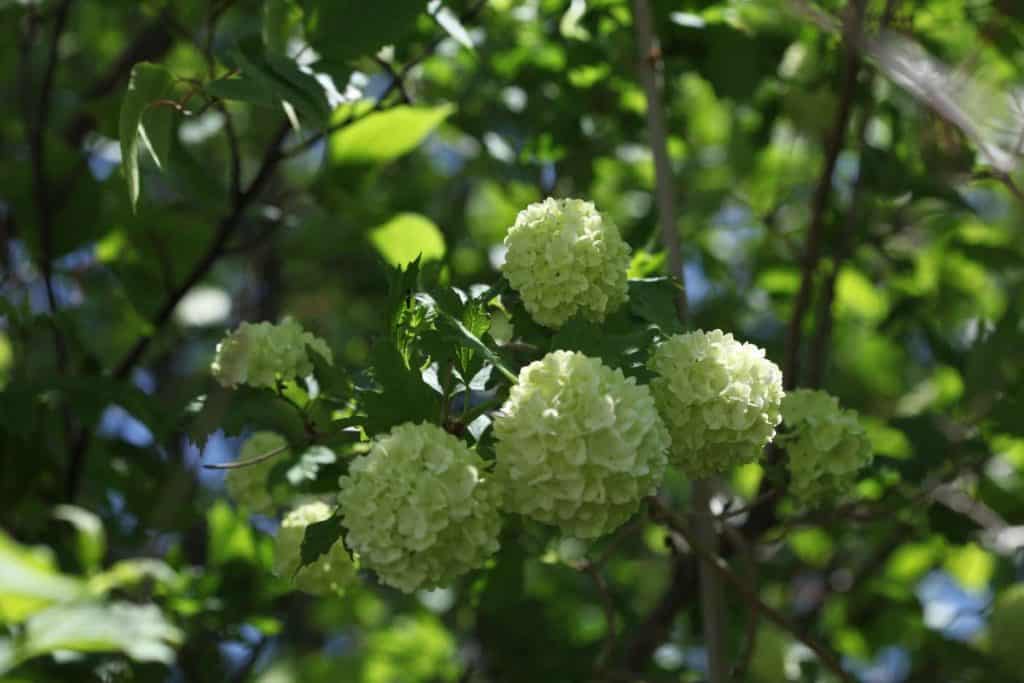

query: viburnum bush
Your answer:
[208,196,872,613]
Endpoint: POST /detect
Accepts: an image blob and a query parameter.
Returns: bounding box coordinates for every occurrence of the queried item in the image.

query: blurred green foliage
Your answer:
[2,0,1024,681]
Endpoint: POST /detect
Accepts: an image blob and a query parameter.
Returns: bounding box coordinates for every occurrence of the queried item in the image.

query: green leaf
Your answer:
[359,341,441,436]
[119,62,175,211]
[207,500,258,566]
[87,559,177,595]
[943,543,995,591]
[303,0,425,66]
[204,75,281,109]
[298,515,343,570]
[330,104,454,164]
[52,505,106,576]
[264,0,301,54]
[186,385,306,451]
[369,213,446,267]
[550,316,657,377]
[0,532,86,624]
[6,602,182,673]
[628,277,684,334]
[229,37,332,128]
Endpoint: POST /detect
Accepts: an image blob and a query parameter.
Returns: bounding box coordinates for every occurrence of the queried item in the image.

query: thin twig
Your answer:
[783,0,865,390]
[203,442,290,470]
[649,498,858,683]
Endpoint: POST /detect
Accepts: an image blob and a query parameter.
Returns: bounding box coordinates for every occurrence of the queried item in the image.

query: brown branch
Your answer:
[577,560,617,675]
[649,498,858,683]
[722,523,760,682]
[783,0,865,390]
[631,0,686,321]
[807,0,899,388]
[625,540,699,671]
[630,3,725,679]
[63,121,290,501]
[111,122,290,380]
[22,0,77,500]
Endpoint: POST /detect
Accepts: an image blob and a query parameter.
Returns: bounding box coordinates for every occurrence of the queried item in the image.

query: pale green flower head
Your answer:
[501,198,631,329]
[494,350,669,538]
[781,389,873,506]
[225,432,290,514]
[990,584,1024,672]
[338,422,502,593]
[211,318,332,390]
[649,330,784,477]
[274,500,357,596]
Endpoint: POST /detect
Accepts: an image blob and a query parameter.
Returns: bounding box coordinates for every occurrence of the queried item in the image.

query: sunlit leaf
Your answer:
[331,105,454,164]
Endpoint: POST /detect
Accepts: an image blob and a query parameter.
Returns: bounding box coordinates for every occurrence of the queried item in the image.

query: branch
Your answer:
[782,0,865,390]
[110,121,290,380]
[630,2,730,673]
[26,0,74,326]
[649,498,858,683]
[631,0,685,321]
[63,121,291,501]
[22,0,78,500]
[807,0,899,388]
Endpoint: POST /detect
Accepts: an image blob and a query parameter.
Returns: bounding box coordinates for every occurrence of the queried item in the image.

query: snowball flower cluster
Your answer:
[337,423,502,593]
[648,330,784,477]
[494,351,669,538]
[274,501,357,595]
[990,584,1024,671]
[781,389,872,506]
[225,432,290,514]
[212,318,332,390]
[501,198,630,328]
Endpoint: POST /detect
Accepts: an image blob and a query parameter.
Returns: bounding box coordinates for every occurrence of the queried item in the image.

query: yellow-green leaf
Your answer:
[331,105,454,165]
[369,213,446,267]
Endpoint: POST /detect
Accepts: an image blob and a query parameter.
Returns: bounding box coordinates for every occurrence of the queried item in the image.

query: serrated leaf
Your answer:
[628,277,684,334]
[360,341,440,436]
[304,0,425,66]
[186,385,306,452]
[550,317,657,378]
[119,62,175,210]
[331,104,454,164]
[298,515,343,570]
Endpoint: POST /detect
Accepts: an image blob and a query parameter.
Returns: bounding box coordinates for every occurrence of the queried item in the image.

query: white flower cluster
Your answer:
[212,318,332,390]
[225,432,290,514]
[501,198,630,328]
[649,330,784,477]
[781,389,872,506]
[337,423,502,593]
[494,351,669,538]
[273,501,357,595]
